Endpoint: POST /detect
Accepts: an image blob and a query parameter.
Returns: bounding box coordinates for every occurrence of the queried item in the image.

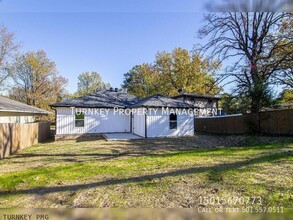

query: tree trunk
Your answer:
[250,96,261,113]
[250,62,262,113]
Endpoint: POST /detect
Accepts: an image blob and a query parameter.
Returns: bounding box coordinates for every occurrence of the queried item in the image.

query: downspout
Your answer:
[54,108,57,136]
[145,108,148,138]
[130,112,132,133]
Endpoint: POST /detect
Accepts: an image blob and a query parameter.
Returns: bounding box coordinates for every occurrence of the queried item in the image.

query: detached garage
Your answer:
[50,89,195,139]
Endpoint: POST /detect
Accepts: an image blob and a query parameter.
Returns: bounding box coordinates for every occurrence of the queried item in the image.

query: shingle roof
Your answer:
[0,96,50,115]
[50,90,140,108]
[130,94,195,108]
[172,93,220,100]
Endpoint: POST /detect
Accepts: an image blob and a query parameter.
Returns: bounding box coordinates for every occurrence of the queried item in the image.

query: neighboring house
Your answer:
[172,93,220,116]
[50,89,195,138]
[0,96,49,123]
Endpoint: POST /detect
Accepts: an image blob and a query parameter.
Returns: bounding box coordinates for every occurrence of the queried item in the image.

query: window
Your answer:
[169,113,177,129]
[75,112,85,127]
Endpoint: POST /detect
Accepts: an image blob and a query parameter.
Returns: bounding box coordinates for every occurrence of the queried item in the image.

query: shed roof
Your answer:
[50,90,140,108]
[0,96,50,115]
[130,94,195,108]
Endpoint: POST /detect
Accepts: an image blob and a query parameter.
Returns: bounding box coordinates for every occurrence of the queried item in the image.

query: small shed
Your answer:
[172,93,220,113]
[0,96,50,123]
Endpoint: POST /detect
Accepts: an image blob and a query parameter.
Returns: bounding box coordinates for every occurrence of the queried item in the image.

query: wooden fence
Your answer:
[0,121,51,159]
[195,109,293,136]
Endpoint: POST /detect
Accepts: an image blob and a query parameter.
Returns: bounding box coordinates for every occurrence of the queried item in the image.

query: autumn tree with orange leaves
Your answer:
[10,50,68,118]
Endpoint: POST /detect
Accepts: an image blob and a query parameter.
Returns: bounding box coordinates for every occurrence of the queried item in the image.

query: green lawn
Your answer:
[0,135,292,208]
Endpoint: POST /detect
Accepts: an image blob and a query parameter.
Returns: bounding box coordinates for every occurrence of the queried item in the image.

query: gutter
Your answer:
[0,109,51,115]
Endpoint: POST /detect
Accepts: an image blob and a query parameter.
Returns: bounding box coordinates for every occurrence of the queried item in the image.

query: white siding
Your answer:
[56,107,130,135]
[132,108,145,137]
[146,108,194,137]
[0,115,35,123]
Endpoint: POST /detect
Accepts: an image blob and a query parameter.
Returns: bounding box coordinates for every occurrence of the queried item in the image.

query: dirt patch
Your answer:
[0,134,292,208]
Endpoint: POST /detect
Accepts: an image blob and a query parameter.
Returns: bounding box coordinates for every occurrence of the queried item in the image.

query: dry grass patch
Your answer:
[0,134,292,208]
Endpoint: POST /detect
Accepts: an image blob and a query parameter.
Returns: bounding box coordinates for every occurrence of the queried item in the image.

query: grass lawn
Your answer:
[0,134,292,208]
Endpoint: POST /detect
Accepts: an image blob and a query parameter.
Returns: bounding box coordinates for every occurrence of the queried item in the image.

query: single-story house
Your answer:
[172,93,220,114]
[0,96,50,123]
[50,89,197,138]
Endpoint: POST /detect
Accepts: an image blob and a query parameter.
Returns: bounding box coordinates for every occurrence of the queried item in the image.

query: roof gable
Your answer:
[130,94,195,108]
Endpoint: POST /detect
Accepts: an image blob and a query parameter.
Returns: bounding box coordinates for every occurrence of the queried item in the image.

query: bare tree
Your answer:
[197,12,293,112]
[0,24,20,90]
[206,0,293,12]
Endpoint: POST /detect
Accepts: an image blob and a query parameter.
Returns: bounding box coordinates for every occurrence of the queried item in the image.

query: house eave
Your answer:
[129,105,197,109]
[50,105,129,109]
[172,94,221,100]
[0,109,51,115]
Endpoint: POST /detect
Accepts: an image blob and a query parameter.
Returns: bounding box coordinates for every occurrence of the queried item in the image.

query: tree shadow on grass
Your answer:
[3,140,291,165]
[75,135,105,142]
[0,150,291,197]
[5,137,292,160]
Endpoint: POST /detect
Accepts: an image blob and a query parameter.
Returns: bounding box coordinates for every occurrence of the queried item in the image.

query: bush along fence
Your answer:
[0,121,51,159]
[194,109,293,136]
